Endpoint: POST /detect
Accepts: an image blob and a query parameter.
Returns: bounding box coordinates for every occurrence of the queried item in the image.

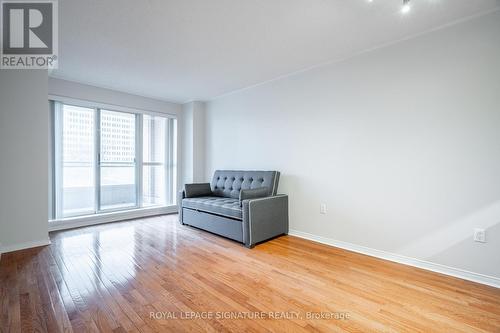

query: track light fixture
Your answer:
[401,0,411,14]
[367,0,413,14]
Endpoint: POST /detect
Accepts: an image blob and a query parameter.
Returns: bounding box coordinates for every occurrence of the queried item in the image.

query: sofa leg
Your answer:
[244,243,255,249]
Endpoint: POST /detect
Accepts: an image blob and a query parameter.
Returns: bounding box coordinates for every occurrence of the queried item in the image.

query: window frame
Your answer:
[49,95,178,222]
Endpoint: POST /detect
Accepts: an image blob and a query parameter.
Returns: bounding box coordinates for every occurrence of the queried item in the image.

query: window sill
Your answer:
[48,205,178,232]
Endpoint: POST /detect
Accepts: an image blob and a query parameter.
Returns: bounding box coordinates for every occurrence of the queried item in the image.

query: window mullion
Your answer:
[95,108,101,213]
[166,118,172,205]
[136,114,143,208]
[54,101,64,219]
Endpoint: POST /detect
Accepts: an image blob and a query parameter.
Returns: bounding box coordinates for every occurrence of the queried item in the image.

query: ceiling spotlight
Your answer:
[401,0,411,14]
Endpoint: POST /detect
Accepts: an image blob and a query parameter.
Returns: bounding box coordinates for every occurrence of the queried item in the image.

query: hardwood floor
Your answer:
[1,215,499,333]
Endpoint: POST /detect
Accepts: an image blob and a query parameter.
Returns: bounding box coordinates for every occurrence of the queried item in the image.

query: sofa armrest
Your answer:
[242,194,288,248]
[178,189,185,224]
[184,183,212,198]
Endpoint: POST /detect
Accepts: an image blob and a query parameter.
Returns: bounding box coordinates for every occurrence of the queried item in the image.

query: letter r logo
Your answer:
[2,1,53,54]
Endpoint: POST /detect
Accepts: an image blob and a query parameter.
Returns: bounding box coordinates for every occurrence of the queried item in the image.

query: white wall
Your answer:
[0,70,50,252]
[205,12,500,280]
[181,101,206,185]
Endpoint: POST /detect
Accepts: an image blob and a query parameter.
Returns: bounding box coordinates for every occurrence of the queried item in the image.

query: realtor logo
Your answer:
[1,0,58,69]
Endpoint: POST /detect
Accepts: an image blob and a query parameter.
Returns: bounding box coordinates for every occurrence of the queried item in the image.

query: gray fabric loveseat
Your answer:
[178,170,288,248]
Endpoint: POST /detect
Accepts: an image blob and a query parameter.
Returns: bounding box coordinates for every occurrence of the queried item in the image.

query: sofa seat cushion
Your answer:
[182,196,242,220]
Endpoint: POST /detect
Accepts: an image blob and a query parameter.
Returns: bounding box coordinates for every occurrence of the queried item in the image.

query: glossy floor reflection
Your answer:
[1,214,499,332]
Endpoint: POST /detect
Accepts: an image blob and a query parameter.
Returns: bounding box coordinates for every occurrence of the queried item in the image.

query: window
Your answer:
[100,110,137,210]
[142,114,167,207]
[57,104,96,217]
[51,100,177,220]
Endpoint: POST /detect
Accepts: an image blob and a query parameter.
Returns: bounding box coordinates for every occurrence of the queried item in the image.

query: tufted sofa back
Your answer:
[211,170,280,199]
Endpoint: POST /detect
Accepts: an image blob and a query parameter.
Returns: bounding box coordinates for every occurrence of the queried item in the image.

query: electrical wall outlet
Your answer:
[473,228,486,243]
[320,203,327,214]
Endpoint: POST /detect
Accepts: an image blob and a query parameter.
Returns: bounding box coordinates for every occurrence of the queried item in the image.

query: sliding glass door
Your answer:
[52,100,177,220]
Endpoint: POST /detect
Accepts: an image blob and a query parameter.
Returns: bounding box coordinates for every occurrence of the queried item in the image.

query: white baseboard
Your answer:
[289,229,500,289]
[0,238,52,254]
[49,205,178,232]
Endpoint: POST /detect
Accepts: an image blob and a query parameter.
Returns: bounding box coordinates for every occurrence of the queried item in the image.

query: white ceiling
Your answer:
[51,0,500,103]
